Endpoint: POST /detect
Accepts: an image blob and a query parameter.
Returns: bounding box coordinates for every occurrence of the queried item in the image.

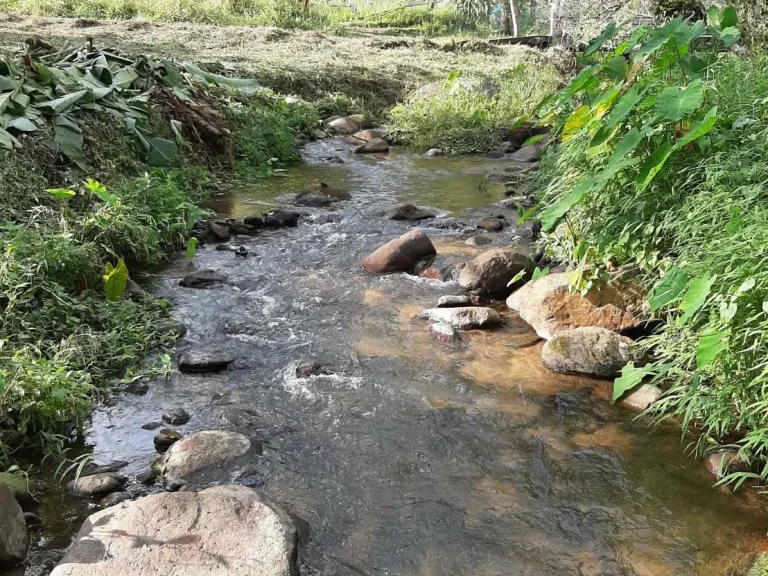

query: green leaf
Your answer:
[0,126,21,150]
[84,178,118,206]
[560,65,599,100]
[603,55,628,81]
[52,115,85,169]
[655,79,704,121]
[45,188,76,198]
[612,363,652,403]
[634,19,680,61]
[607,128,641,170]
[697,331,729,370]
[674,107,718,150]
[186,237,198,260]
[112,67,139,89]
[585,22,620,56]
[636,142,673,191]
[103,259,129,302]
[680,55,708,78]
[447,69,460,82]
[621,24,650,54]
[678,274,716,324]
[146,137,177,166]
[707,6,721,27]
[649,267,688,311]
[506,268,527,288]
[183,64,260,93]
[563,105,591,142]
[721,6,738,29]
[0,374,5,393]
[171,119,184,145]
[604,84,642,129]
[532,267,550,281]
[540,178,593,232]
[6,116,37,132]
[36,90,90,114]
[720,26,741,47]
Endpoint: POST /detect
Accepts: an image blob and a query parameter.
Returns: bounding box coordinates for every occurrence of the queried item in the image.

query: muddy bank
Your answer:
[9,137,767,576]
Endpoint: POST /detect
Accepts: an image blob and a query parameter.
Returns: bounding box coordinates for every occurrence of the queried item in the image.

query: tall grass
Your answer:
[390,63,561,154]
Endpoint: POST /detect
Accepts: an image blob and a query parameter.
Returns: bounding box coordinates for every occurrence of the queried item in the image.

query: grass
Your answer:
[531,19,768,488]
[390,62,561,153]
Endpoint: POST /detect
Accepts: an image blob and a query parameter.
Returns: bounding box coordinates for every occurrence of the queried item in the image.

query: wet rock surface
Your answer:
[0,482,28,566]
[180,269,226,288]
[178,349,235,373]
[50,485,298,576]
[162,430,252,488]
[154,429,184,453]
[66,473,125,497]
[458,248,534,298]
[619,384,662,412]
[162,407,191,425]
[385,203,436,221]
[541,327,640,377]
[437,295,472,308]
[361,229,436,274]
[418,306,502,330]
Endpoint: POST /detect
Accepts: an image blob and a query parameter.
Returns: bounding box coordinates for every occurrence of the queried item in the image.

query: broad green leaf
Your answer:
[52,115,85,169]
[588,125,618,153]
[0,374,5,393]
[607,128,641,169]
[636,142,673,191]
[532,267,550,281]
[112,67,139,89]
[186,237,198,260]
[36,90,90,114]
[680,55,708,78]
[585,22,620,56]
[103,259,129,302]
[521,134,545,147]
[707,6,721,27]
[84,178,118,206]
[621,24,650,54]
[447,69,460,82]
[45,188,76,198]
[634,19,680,61]
[184,64,260,93]
[612,363,652,403]
[171,119,184,144]
[655,79,704,121]
[6,116,37,132]
[146,137,177,167]
[673,107,718,150]
[678,274,716,324]
[91,55,113,85]
[604,84,642,129]
[697,331,728,369]
[603,55,628,81]
[560,65,599,100]
[0,126,20,150]
[721,6,738,29]
[540,178,593,232]
[720,26,741,47]
[563,105,591,142]
[649,266,688,311]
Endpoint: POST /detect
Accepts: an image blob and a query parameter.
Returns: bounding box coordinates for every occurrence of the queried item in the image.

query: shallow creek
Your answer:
[23,142,768,576]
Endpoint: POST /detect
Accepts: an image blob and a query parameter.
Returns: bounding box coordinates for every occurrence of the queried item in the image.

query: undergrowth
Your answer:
[390,63,561,154]
[530,11,768,486]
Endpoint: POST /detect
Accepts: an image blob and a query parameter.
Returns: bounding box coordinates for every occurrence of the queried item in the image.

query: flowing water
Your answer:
[21,141,768,576]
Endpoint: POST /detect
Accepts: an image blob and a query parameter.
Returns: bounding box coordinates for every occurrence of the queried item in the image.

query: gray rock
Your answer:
[180,270,226,288]
[50,485,298,576]
[154,429,183,453]
[66,473,125,497]
[136,468,158,485]
[264,210,300,228]
[141,421,162,430]
[361,229,436,274]
[541,327,641,377]
[99,492,131,508]
[294,192,333,208]
[458,248,534,298]
[220,407,258,428]
[162,430,252,487]
[354,138,389,154]
[437,295,472,308]
[207,221,231,241]
[0,482,28,566]
[162,407,191,425]
[83,461,128,476]
[619,384,662,413]
[243,215,264,228]
[386,204,436,221]
[326,116,360,135]
[465,235,492,246]
[429,323,461,344]
[507,137,549,163]
[476,216,504,232]
[0,472,32,503]
[123,278,146,301]
[424,148,443,157]
[418,307,502,330]
[178,349,235,373]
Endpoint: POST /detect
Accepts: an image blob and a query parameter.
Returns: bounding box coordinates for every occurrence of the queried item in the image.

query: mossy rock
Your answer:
[0,472,33,503]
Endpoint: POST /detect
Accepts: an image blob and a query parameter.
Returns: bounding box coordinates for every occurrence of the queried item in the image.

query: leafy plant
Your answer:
[103,258,129,301]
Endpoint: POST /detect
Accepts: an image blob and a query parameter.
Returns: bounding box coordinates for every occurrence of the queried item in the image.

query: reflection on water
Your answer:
[37,140,767,576]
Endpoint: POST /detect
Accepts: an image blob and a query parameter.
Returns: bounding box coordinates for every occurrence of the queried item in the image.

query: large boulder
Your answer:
[294,182,350,204]
[506,273,642,340]
[458,249,534,298]
[385,204,436,221]
[325,116,359,135]
[0,482,28,567]
[180,270,226,288]
[50,485,298,576]
[507,136,550,163]
[345,129,385,144]
[66,473,126,497]
[162,430,252,487]
[499,121,550,151]
[418,307,501,330]
[361,229,436,274]
[541,327,641,377]
[354,138,389,154]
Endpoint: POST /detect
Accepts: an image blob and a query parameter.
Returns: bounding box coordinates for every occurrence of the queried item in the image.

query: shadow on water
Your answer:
[27,140,768,576]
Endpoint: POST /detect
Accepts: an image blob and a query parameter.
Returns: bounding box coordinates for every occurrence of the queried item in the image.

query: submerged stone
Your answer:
[418,307,501,330]
[541,327,641,377]
[178,350,235,373]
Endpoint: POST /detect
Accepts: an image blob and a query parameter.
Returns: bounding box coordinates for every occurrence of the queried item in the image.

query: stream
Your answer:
[20,141,768,576]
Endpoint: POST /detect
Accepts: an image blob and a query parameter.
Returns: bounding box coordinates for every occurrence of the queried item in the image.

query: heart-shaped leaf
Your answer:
[655,79,704,121]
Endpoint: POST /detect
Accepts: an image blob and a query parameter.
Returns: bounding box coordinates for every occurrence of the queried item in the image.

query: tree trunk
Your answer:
[501,0,512,35]
[509,0,519,37]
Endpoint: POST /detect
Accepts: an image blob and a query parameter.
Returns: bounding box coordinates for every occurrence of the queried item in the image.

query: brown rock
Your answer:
[326,116,359,135]
[295,182,350,202]
[99,492,131,508]
[704,450,749,480]
[162,430,251,487]
[418,307,501,330]
[361,229,436,274]
[346,129,385,143]
[50,485,298,576]
[507,273,642,340]
[386,204,435,221]
[458,248,534,298]
[541,327,641,377]
[0,482,28,566]
[500,121,550,150]
[207,221,231,242]
[508,136,550,163]
[180,270,226,288]
[619,384,662,412]
[66,473,125,497]
[476,216,504,232]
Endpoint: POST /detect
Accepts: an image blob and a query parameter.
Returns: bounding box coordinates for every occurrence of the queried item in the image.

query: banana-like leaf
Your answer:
[0,126,20,149]
[146,137,177,166]
[36,89,90,114]
[6,116,37,132]
[52,114,85,169]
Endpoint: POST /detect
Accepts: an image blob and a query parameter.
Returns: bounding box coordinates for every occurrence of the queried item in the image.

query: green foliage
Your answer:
[390,64,561,154]
[103,258,129,301]
[531,13,768,485]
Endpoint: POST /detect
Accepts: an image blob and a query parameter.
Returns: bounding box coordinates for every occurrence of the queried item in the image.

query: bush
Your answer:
[390,64,561,154]
[531,14,768,486]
